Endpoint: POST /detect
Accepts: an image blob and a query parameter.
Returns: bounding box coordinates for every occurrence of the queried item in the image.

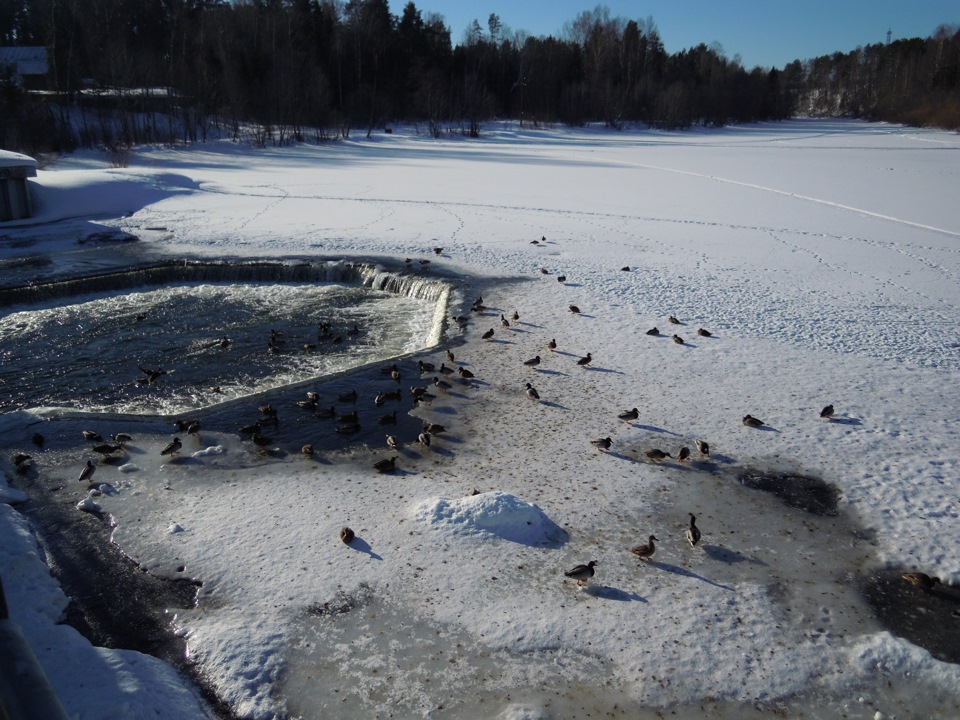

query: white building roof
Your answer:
[0,149,38,171]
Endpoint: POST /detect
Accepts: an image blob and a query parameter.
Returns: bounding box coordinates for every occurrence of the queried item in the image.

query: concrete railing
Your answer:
[0,576,70,720]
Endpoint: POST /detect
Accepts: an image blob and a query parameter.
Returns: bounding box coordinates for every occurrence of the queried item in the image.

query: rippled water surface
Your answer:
[0,281,442,415]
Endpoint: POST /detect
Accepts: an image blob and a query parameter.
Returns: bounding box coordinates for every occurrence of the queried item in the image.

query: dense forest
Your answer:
[1,0,958,155]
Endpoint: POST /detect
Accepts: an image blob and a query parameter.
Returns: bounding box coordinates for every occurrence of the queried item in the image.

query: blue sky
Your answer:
[389,0,959,69]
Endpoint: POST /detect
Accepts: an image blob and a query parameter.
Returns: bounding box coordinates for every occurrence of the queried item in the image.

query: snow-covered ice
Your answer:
[2,119,960,719]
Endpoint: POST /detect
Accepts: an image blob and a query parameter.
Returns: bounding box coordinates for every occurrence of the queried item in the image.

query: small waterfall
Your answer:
[0,259,451,309]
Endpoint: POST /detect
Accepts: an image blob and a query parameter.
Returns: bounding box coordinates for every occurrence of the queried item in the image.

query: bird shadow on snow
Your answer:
[488,339,515,345]
[606,451,641,464]
[519,322,544,329]
[633,424,682,436]
[646,559,734,591]
[539,401,570,410]
[534,368,569,377]
[584,585,647,602]
[348,537,382,561]
[428,405,460,415]
[701,544,768,567]
[829,416,862,426]
[586,366,623,375]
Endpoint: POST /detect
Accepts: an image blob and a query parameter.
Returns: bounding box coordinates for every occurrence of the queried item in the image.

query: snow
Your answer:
[2,119,960,718]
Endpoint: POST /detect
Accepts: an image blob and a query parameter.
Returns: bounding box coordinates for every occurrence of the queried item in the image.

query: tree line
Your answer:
[1,0,958,156]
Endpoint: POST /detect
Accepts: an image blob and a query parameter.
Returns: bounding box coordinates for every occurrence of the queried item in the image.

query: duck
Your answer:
[523,355,541,368]
[697,328,712,337]
[380,363,400,375]
[645,327,659,336]
[301,444,314,457]
[577,352,593,367]
[618,408,639,422]
[511,310,520,321]
[82,430,103,442]
[418,432,432,448]
[187,421,201,439]
[338,389,358,403]
[677,446,691,462]
[500,314,511,328]
[564,560,597,587]
[347,324,360,336]
[672,334,684,344]
[547,338,557,351]
[631,535,659,561]
[92,443,123,457]
[457,366,475,381]
[239,420,262,434]
[646,449,672,462]
[410,386,428,399]
[591,437,612,451]
[31,433,44,447]
[378,411,397,425]
[112,432,133,445]
[686,514,701,547]
[820,404,835,420]
[423,423,446,434]
[384,389,403,402]
[434,376,452,392]
[742,414,765,428]
[336,423,361,435]
[137,365,168,384]
[668,316,680,324]
[439,363,455,376]
[445,349,455,363]
[78,460,96,483]
[525,383,541,401]
[901,572,941,591]
[218,336,232,348]
[316,406,337,419]
[482,328,495,339]
[557,275,567,283]
[13,452,32,467]
[540,267,549,274]
[250,432,273,447]
[695,439,710,457]
[391,370,401,383]
[386,435,399,450]
[306,391,320,403]
[339,527,355,544]
[258,403,278,419]
[337,410,359,423]
[569,305,581,314]
[161,437,183,456]
[417,360,435,374]
[374,392,386,406]
[374,456,397,474]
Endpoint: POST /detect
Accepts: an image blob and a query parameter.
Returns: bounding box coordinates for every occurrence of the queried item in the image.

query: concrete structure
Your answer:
[0,150,37,221]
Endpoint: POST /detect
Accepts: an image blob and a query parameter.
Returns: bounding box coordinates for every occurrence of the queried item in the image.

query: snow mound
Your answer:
[412,491,566,546]
[117,463,140,473]
[169,523,184,534]
[193,445,225,457]
[76,496,101,514]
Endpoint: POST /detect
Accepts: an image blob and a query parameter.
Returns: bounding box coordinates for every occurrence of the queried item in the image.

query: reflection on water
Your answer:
[0,281,442,415]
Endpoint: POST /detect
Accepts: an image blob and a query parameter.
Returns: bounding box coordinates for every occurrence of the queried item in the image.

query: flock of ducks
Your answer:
[10,246,943,602]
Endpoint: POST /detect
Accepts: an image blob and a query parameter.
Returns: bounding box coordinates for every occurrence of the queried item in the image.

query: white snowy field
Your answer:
[2,118,960,719]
